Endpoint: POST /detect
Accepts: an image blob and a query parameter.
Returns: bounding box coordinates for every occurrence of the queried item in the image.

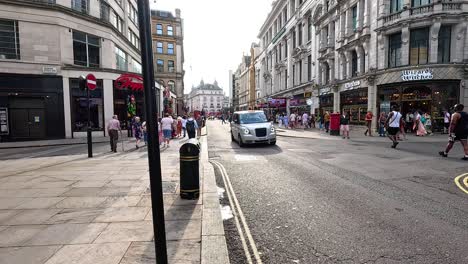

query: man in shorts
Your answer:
[385,105,403,148]
[439,104,468,160]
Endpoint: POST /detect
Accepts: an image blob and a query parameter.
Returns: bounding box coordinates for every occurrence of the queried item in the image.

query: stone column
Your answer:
[401,25,410,66]
[103,79,114,137]
[362,41,369,73]
[453,22,467,63]
[429,21,441,64]
[355,0,361,30]
[345,51,352,79]
[356,45,365,74]
[344,10,350,36]
[62,77,72,139]
[328,59,335,83]
[363,0,369,28]
[287,34,293,89]
[333,89,341,113]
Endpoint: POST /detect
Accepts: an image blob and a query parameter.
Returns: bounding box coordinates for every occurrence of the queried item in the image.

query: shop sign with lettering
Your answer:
[319,87,331,95]
[401,69,433,81]
[344,80,361,90]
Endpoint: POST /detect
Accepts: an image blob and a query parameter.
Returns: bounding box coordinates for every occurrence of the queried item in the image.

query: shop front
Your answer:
[268,98,287,116]
[376,67,464,132]
[0,74,65,141]
[289,96,310,114]
[318,87,334,115]
[113,74,145,131]
[339,80,368,125]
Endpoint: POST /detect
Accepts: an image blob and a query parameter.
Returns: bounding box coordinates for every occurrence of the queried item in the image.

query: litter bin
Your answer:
[179,139,201,199]
[330,113,340,136]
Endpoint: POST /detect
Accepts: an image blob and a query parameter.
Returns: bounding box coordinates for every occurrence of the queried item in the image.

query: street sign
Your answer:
[86,74,97,90]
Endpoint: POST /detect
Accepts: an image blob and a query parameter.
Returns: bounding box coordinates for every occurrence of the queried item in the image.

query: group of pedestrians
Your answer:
[277,111,329,130]
[106,113,203,151]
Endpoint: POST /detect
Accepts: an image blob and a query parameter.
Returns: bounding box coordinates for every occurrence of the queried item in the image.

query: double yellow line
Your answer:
[454,173,468,194]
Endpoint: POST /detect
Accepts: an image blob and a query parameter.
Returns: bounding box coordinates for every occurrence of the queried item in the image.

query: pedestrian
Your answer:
[181,116,187,138]
[385,105,403,149]
[364,111,373,136]
[414,111,427,136]
[290,112,296,129]
[443,109,451,134]
[340,111,350,139]
[398,118,407,141]
[186,113,198,139]
[302,112,309,129]
[424,112,432,135]
[221,115,226,125]
[161,113,173,147]
[439,104,468,160]
[310,114,315,128]
[316,114,322,130]
[278,114,283,128]
[107,115,121,152]
[378,112,387,137]
[324,111,331,133]
[297,113,302,128]
[142,121,148,146]
[158,117,163,146]
[177,116,183,137]
[132,116,142,149]
[283,114,289,129]
[196,114,203,138]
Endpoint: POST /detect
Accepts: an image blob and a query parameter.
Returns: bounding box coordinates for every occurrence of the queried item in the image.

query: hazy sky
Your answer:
[150,0,273,96]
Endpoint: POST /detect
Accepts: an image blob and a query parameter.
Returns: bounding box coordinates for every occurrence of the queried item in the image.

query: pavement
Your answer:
[207,120,468,263]
[0,129,229,264]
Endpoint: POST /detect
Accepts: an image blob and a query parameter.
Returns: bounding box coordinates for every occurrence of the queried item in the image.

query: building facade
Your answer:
[0,0,144,141]
[248,0,468,130]
[236,56,251,110]
[151,9,184,115]
[186,81,225,116]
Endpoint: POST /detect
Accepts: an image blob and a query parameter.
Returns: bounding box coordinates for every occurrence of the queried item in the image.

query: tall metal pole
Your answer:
[87,87,93,158]
[136,1,168,263]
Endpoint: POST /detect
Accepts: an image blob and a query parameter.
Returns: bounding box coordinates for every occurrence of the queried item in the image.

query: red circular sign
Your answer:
[86,74,97,90]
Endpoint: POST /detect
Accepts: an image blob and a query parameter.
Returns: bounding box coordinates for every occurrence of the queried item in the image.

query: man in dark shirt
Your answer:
[340,111,350,139]
[439,104,468,160]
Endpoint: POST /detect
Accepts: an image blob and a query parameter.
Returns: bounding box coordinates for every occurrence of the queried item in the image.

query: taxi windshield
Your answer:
[239,112,268,124]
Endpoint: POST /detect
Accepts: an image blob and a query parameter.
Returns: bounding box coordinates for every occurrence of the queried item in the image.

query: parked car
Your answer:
[230,111,276,147]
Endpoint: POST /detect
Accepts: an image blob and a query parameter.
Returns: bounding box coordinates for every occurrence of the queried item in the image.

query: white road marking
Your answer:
[234,155,258,161]
[212,160,263,264]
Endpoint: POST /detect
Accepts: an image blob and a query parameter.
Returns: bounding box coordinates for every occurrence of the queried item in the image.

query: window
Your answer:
[438,25,451,63]
[298,23,303,46]
[299,60,303,83]
[168,60,175,72]
[292,29,296,48]
[351,51,358,77]
[115,46,127,71]
[112,12,124,33]
[168,43,174,54]
[70,78,103,132]
[308,55,312,81]
[128,30,140,49]
[157,59,164,72]
[292,65,295,85]
[128,2,138,26]
[284,40,288,58]
[324,63,330,84]
[410,27,429,65]
[390,0,403,14]
[412,0,431,7]
[100,1,110,22]
[283,8,287,24]
[279,43,282,60]
[72,0,89,14]
[308,16,312,41]
[0,19,20,60]
[352,5,358,31]
[325,1,330,12]
[285,69,288,89]
[130,57,142,74]
[156,24,163,35]
[167,25,174,36]
[388,32,402,68]
[168,81,175,92]
[73,31,100,67]
[156,42,163,53]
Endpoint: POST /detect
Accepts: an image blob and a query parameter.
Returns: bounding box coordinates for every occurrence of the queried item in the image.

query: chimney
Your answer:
[176,8,181,18]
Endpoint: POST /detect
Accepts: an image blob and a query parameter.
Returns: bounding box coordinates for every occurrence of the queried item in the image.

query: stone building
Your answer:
[151,9,184,114]
[236,56,251,110]
[253,0,468,130]
[0,0,144,141]
[186,81,225,116]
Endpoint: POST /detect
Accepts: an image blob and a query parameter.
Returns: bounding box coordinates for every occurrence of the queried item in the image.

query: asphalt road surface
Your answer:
[207,120,468,264]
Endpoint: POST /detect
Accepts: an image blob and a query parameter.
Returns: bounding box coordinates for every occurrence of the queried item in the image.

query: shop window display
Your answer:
[70,79,104,132]
[340,89,368,125]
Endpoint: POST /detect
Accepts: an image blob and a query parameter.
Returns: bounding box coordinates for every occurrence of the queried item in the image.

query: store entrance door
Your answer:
[9,98,46,139]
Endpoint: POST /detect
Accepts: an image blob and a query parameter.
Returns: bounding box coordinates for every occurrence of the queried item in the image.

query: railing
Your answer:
[442,2,462,11]
[383,11,402,24]
[411,4,434,15]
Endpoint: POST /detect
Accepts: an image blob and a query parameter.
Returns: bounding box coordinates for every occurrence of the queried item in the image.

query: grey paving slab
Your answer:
[202,192,220,209]
[0,175,40,183]
[99,196,142,208]
[0,210,21,223]
[61,187,104,197]
[107,174,144,180]
[201,208,225,236]
[136,195,152,207]
[0,225,47,247]
[44,242,130,264]
[0,245,61,264]
[93,207,150,223]
[165,219,202,241]
[106,180,141,187]
[0,182,34,189]
[54,197,107,209]
[93,221,154,243]
[98,187,133,197]
[2,209,62,225]
[0,189,39,198]
[201,236,229,264]
[15,197,65,209]
[24,223,108,246]
[30,181,76,189]
[44,208,104,224]
[120,241,201,264]
[0,226,7,232]
[71,181,109,188]
[145,205,202,221]
[31,188,72,198]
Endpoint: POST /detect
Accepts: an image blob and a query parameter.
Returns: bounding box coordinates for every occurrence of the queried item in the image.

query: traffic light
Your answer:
[79,75,87,91]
